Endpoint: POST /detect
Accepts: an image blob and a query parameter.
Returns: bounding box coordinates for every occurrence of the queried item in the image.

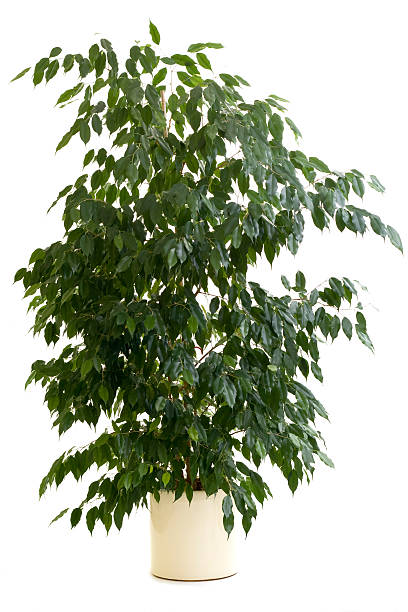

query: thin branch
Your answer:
[195,335,227,364]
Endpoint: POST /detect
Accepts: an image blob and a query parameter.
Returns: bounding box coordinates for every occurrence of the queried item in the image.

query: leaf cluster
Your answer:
[12,22,402,536]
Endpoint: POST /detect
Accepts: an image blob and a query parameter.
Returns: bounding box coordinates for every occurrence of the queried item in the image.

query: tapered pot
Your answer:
[150,491,238,581]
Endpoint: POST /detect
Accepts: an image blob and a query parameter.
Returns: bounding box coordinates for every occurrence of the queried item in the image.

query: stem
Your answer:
[195,335,227,364]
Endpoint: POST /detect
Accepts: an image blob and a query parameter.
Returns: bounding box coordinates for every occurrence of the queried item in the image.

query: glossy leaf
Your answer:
[10,67,31,82]
[196,52,212,70]
[149,21,160,44]
[387,225,403,253]
[162,472,170,486]
[49,508,69,525]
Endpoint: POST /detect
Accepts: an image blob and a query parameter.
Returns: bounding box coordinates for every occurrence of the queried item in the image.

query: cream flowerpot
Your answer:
[150,491,238,581]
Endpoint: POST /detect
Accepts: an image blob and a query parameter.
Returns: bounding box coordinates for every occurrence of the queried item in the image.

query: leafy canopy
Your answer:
[12,22,401,536]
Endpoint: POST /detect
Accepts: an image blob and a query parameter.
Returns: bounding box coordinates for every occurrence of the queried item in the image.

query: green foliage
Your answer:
[13,24,401,537]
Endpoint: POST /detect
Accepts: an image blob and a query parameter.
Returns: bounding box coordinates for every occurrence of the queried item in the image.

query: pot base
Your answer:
[152,572,238,582]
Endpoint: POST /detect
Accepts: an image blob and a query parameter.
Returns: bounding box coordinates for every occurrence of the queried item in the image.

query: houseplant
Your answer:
[12,22,402,580]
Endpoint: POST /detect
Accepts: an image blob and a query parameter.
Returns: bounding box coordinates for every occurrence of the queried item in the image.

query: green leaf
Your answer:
[124,81,144,105]
[172,54,196,66]
[295,270,305,290]
[288,470,298,493]
[61,287,75,305]
[219,73,239,87]
[63,54,74,72]
[167,248,177,268]
[70,508,82,528]
[281,275,291,291]
[234,74,250,87]
[56,129,73,152]
[250,472,266,503]
[269,114,284,141]
[187,315,198,333]
[183,368,194,385]
[356,326,374,352]
[188,43,207,52]
[342,317,353,340]
[162,472,170,486]
[312,205,326,230]
[91,114,102,135]
[311,361,323,382]
[98,384,109,403]
[145,83,160,108]
[152,67,167,86]
[370,214,386,237]
[155,396,166,412]
[80,234,94,257]
[223,511,234,536]
[188,42,223,52]
[177,71,193,87]
[196,52,212,70]
[57,83,84,105]
[188,425,199,442]
[351,175,365,198]
[107,51,118,73]
[317,451,335,468]
[86,508,98,534]
[289,433,301,448]
[49,508,69,525]
[29,248,45,264]
[223,378,236,407]
[10,66,31,82]
[81,359,93,378]
[368,174,385,193]
[33,68,45,86]
[387,225,403,253]
[236,461,251,476]
[149,20,160,44]
[330,315,340,339]
[116,256,132,273]
[83,149,94,167]
[79,119,91,144]
[285,117,302,140]
[45,60,59,82]
[114,234,123,251]
[100,38,112,50]
[114,505,124,531]
[145,314,155,330]
[103,513,112,534]
[242,514,252,536]
[309,157,330,173]
[205,42,223,49]
[222,494,233,517]
[49,47,62,57]
[126,317,136,336]
[14,267,26,283]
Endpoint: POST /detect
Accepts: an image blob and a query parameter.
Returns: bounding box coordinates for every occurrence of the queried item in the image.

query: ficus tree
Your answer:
[12,22,402,536]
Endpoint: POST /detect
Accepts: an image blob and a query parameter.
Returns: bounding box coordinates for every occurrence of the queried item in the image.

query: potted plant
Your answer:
[12,22,402,581]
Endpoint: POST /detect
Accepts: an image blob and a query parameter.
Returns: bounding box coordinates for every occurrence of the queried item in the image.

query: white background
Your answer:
[1,1,407,610]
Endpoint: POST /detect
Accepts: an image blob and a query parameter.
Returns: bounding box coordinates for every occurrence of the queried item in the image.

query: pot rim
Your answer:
[152,490,224,496]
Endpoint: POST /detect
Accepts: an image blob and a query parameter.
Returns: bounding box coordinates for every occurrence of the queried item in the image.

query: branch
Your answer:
[195,335,227,364]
